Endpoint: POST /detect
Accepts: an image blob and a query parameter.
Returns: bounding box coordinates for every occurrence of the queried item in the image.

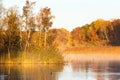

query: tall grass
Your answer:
[0,46,63,64]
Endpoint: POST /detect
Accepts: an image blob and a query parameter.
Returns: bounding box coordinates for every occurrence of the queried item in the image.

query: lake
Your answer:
[1,60,120,80]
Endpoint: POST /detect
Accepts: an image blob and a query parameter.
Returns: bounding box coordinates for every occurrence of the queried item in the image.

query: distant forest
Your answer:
[71,19,120,46]
[48,19,120,47]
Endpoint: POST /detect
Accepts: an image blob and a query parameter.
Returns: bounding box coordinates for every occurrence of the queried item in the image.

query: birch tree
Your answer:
[22,0,35,52]
[38,7,54,47]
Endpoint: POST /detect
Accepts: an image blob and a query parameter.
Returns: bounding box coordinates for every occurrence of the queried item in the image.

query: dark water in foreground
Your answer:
[1,61,120,80]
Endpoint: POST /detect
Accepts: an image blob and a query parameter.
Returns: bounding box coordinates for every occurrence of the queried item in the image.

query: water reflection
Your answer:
[1,61,120,80]
[0,64,63,80]
[58,61,120,80]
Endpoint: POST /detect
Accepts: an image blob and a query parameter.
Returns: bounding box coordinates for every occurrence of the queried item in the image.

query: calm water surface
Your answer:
[0,61,120,80]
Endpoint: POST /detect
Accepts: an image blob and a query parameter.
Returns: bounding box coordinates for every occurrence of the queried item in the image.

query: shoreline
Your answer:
[63,46,120,62]
[64,46,120,54]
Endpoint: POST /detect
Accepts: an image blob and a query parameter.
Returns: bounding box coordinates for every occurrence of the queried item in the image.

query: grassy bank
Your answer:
[0,46,63,64]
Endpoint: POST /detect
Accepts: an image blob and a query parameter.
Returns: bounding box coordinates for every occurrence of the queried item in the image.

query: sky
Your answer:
[2,0,120,31]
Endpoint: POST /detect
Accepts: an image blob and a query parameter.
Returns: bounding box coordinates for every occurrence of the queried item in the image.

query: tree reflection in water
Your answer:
[108,61,120,80]
[68,60,120,80]
[0,64,63,80]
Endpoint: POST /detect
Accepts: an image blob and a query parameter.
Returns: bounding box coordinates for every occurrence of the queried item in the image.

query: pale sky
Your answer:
[2,0,120,31]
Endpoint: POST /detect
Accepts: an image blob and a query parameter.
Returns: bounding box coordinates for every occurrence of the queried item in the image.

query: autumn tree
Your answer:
[22,0,36,52]
[2,7,20,60]
[0,0,4,30]
[93,19,110,41]
[38,7,54,47]
[109,19,120,45]
[47,28,69,46]
[0,0,3,49]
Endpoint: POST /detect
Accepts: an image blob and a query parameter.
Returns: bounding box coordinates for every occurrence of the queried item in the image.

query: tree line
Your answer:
[44,19,120,47]
[71,19,120,46]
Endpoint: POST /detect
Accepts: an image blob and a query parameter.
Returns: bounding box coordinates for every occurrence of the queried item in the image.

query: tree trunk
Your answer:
[44,31,47,47]
[20,27,22,50]
[38,30,41,47]
[24,30,31,52]
[27,29,31,49]
[8,47,11,63]
[24,16,29,53]
[8,31,11,63]
[24,31,28,53]
[104,29,109,42]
